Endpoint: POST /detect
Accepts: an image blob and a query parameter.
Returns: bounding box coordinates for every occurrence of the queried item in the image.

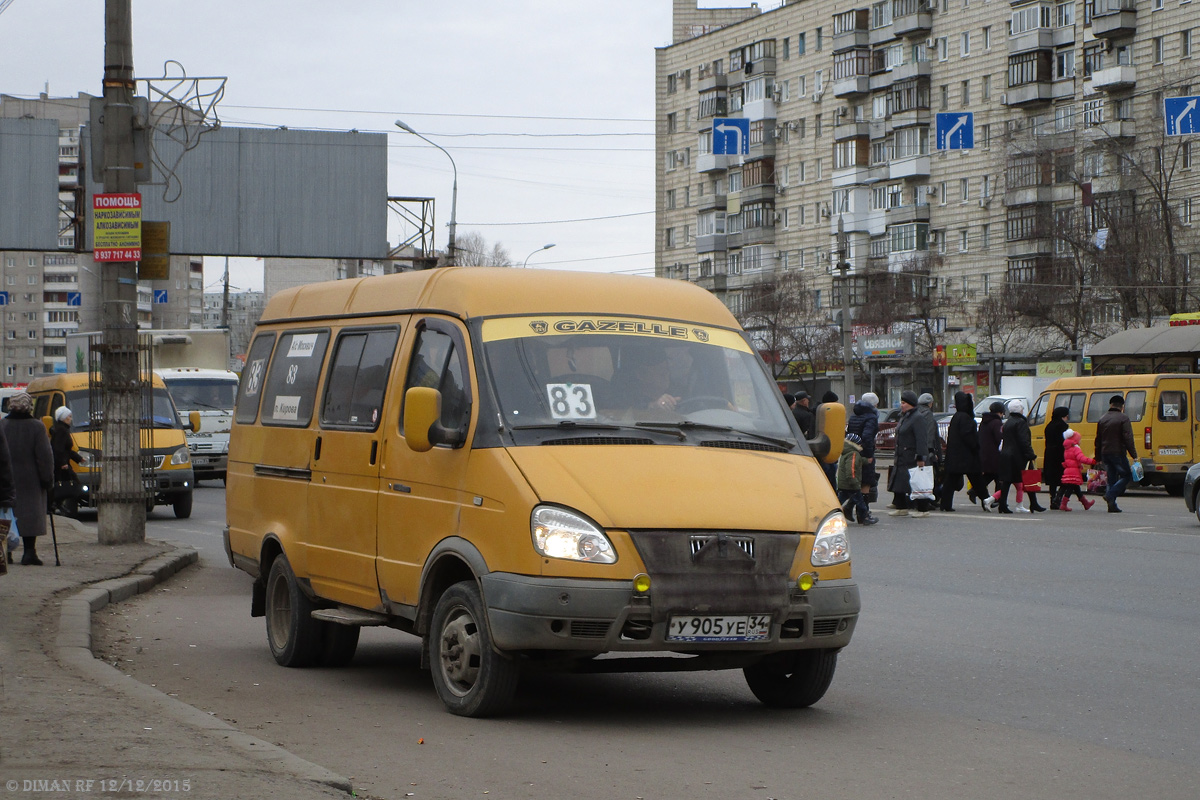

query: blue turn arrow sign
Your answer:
[67,292,82,306]
[936,112,974,150]
[1164,96,1200,136]
[712,117,750,155]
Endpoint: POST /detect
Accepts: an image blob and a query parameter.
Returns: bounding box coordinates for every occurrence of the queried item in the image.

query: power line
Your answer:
[220,103,654,125]
[461,211,653,226]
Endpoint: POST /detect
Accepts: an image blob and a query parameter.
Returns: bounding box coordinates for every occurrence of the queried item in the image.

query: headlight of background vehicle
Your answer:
[170,446,191,465]
[531,505,617,564]
[810,511,850,566]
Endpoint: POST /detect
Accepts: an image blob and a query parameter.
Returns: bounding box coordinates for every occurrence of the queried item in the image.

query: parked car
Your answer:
[1183,462,1200,522]
[972,394,1028,422]
[875,408,950,452]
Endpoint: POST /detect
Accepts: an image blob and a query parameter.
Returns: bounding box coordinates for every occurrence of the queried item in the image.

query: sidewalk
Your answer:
[0,514,354,799]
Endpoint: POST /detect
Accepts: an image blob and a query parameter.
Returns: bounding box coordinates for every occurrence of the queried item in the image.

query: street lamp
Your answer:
[522,243,556,268]
[395,119,457,266]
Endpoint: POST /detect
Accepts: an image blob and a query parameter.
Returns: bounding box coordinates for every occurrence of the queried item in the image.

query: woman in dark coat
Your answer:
[940,391,981,511]
[0,420,16,564]
[2,392,54,565]
[887,391,933,516]
[50,406,83,517]
[1042,406,1071,511]
[987,399,1043,513]
[977,401,1005,505]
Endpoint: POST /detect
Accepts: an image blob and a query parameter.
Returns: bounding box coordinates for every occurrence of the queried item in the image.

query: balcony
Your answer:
[1080,119,1136,140]
[1009,29,1054,55]
[742,56,776,77]
[695,234,728,254]
[832,28,870,51]
[698,73,729,92]
[891,8,933,37]
[833,120,872,141]
[833,75,871,98]
[1006,238,1054,258]
[1091,64,1136,92]
[740,183,777,205]
[889,155,930,179]
[742,97,777,122]
[884,203,930,225]
[1004,82,1053,107]
[1092,0,1137,39]
[696,153,739,173]
[1004,185,1074,206]
[832,164,875,188]
[741,225,776,247]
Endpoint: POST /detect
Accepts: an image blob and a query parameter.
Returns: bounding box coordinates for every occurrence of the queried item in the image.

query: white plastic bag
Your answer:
[908,465,936,503]
[0,507,19,551]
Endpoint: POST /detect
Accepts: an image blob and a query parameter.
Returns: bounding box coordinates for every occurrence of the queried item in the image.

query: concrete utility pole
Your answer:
[221,256,230,329]
[98,0,145,544]
[837,216,855,405]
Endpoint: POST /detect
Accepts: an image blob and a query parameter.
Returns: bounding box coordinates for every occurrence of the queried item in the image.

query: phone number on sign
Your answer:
[5,779,191,793]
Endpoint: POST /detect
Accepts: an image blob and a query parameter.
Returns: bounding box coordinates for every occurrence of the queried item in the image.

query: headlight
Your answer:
[170,446,191,465]
[531,505,617,564]
[811,511,850,567]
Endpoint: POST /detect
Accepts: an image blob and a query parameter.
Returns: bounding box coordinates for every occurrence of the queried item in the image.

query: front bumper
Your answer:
[189,452,228,477]
[480,572,860,653]
[74,468,194,506]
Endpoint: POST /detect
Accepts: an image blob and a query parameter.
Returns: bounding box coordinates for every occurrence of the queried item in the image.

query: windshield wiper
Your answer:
[635,420,794,450]
[510,420,685,440]
[183,399,224,411]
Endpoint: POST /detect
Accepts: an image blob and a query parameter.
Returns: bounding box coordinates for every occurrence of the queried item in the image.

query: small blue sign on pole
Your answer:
[153,289,169,304]
[66,292,82,307]
[712,117,751,156]
[936,112,974,150]
[1164,96,1200,136]
[0,291,9,306]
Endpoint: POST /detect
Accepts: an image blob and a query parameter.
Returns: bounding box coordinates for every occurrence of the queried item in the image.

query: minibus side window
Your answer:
[261,330,330,428]
[1060,393,1085,423]
[236,333,277,425]
[403,326,470,439]
[33,393,51,419]
[1086,392,1110,423]
[1158,391,1187,422]
[1028,395,1047,425]
[1124,391,1145,422]
[321,328,400,430]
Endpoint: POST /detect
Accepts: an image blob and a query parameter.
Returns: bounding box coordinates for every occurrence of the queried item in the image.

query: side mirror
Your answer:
[188,411,201,433]
[810,402,846,464]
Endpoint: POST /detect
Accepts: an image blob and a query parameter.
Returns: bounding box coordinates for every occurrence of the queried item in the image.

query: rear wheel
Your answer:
[318,622,360,667]
[173,491,193,519]
[265,554,321,667]
[743,649,838,709]
[429,581,519,717]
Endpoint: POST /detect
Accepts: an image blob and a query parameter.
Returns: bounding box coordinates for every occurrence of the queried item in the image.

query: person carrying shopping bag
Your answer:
[888,391,935,518]
[983,399,1045,513]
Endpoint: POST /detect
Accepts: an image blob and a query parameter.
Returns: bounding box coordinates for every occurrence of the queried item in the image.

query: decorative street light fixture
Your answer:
[522,243,556,268]
[395,119,457,266]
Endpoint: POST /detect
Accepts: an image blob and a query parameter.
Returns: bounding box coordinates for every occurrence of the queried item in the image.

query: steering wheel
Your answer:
[675,395,730,414]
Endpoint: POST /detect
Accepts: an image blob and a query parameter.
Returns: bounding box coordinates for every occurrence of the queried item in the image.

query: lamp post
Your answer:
[522,243,556,268]
[395,119,457,266]
[837,215,855,405]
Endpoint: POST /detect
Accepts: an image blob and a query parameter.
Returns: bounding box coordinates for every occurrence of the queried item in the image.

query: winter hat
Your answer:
[917,392,934,406]
[821,391,840,404]
[1007,399,1025,415]
[55,406,73,422]
[796,391,810,402]
[783,393,796,406]
[844,432,862,445]
[1063,428,1076,440]
[989,401,1006,414]
[900,390,919,406]
[861,392,879,408]
[8,392,32,414]
[1052,406,1070,420]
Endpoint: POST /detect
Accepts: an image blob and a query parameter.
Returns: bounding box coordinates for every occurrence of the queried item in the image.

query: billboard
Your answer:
[0,118,61,251]
[84,126,388,259]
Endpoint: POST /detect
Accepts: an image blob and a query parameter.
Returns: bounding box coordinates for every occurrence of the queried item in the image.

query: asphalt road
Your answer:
[93,481,1200,800]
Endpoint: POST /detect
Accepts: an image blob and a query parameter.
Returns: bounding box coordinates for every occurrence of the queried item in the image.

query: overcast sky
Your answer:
[0,1,777,292]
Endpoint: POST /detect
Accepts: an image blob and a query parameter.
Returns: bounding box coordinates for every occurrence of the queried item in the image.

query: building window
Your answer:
[938,37,948,61]
[783,37,790,60]
[1154,37,1165,64]
[983,26,991,50]
[1054,104,1076,132]
[1011,4,1052,35]
[961,32,971,57]
[1056,48,1075,80]
[1056,0,1074,26]
[961,80,970,107]
[665,228,676,249]
[959,229,970,252]
[1009,51,1052,87]
[888,223,929,253]
[1183,30,1194,59]
[982,224,991,250]
[960,178,970,201]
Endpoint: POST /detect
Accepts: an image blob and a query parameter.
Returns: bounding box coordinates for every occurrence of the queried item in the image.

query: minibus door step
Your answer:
[312,607,389,626]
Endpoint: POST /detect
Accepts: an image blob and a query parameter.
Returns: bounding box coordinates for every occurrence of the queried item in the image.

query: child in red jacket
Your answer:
[1055,429,1096,511]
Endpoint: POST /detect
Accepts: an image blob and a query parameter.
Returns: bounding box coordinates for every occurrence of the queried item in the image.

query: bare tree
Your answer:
[855,251,965,360]
[738,271,840,388]
[452,231,513,267]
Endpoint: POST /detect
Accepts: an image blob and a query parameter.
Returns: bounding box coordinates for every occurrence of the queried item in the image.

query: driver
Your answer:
[616,344,680,412]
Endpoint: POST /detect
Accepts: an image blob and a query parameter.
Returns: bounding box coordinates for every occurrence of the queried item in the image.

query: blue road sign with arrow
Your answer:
[0,292,8,306]
[154,290,168,304]
[1164,96,1200,136]
[712,118,750,155]
[936,112,974,150]
[67,292,81,307]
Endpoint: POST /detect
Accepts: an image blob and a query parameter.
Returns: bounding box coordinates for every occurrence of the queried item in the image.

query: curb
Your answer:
[57,544,354,796]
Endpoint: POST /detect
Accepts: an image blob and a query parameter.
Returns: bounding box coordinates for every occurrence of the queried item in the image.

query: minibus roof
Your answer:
[1045,374,1200,392]
[259,267,740,328]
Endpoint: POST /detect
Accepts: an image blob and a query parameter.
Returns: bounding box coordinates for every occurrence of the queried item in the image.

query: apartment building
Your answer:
[656,0,1200,393]
[0,93,204,381]
[202,290,264,360]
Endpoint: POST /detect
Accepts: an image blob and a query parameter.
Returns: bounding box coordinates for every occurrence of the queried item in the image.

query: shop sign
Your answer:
[1036,360,1077,378]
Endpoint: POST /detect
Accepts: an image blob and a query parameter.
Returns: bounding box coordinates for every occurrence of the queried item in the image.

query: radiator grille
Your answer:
[812,618,841,637]
[689,534,755,559]
[570,620,611,638]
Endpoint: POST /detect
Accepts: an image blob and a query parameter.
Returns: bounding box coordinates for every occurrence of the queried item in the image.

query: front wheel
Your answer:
[743,649,838,709]
[265,554,321,667]
[429,581,519,717]
[173,492,193,519]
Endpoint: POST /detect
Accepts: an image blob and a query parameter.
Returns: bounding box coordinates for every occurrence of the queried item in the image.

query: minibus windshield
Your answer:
[479,316,800,448]
[65,388,182,430]
[166,379,238,412]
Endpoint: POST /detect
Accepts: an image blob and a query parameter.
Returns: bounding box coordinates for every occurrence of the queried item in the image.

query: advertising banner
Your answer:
[93,193,142,262]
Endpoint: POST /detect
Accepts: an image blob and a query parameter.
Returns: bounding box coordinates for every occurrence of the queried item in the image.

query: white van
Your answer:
[156,367,239,482]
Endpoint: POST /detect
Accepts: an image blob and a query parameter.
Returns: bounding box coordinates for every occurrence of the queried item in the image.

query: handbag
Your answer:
[908,465,936,502]
[1021,467,1043,493]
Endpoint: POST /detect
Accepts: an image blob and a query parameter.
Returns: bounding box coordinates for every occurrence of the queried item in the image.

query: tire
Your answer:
[265,554,322,667]
[318,622,360,667]
[173,492,193,519]
[743,649,838,709]
[429,581,519,717]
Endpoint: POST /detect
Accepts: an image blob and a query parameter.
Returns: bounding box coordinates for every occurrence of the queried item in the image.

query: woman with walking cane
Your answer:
[1,393,54,565]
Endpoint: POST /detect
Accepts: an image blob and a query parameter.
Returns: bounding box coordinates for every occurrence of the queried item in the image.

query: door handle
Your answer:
[314,435,322,461]
[389,483,411,493]
[370,440,378,465]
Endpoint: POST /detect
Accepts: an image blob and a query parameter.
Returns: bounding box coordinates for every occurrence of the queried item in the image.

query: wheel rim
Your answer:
[438,603,482,697]
[266,570,292,651]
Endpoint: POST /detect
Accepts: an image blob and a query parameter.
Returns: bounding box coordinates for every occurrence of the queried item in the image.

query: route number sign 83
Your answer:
[546,383,597,420]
